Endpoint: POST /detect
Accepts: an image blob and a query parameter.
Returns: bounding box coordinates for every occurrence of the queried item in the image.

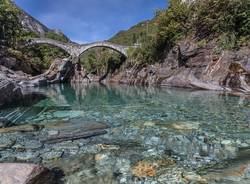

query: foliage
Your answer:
[0,0,69,74]
[21,45,69,71]
[45,31,68,43]
[156,0,192,49]
[193,0,250,49]
[194,0,250,39]
[125,0,250,65]
[0,0,22,47]
[129,38,158,66]
[109,19,158,46]
[80,48,121,75]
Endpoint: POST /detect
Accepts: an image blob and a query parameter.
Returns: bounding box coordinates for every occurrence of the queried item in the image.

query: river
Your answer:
[0,83,250,183]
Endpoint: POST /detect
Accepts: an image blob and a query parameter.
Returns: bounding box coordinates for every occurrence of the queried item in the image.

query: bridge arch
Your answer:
[79,42,128,58]
[25,38,80,56]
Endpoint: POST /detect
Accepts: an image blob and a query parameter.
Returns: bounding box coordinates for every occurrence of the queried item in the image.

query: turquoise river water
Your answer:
[0,83,250,183]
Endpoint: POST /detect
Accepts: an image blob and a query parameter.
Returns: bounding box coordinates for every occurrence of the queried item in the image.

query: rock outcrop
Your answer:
[106,41,250,93]
[21,58,75,87]
[0,72,23,107]
[0,58,75,107]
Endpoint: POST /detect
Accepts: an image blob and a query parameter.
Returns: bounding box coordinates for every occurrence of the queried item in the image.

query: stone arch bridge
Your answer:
[26,38,132,59]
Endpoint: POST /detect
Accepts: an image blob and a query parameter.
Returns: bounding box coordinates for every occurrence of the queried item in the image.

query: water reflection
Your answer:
[1,83,249,131]
[37,83,249,127]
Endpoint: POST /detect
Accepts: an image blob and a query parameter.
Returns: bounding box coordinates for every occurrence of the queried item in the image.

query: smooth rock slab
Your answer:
[0,163,54,184]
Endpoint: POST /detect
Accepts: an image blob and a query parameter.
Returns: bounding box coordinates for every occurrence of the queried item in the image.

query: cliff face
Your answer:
[18,8,49,36]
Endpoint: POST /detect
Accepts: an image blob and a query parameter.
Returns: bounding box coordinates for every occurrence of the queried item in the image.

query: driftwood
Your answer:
[41,129,107,144]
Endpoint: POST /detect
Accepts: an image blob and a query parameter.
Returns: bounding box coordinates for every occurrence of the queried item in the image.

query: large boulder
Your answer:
[0,163,55,184]
[0,74,23,107]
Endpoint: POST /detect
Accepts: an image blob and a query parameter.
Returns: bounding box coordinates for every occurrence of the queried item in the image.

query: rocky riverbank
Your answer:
[105,41,250,93]
[0,58,74,108]
[2,39,250,109]
[1,39,250,184]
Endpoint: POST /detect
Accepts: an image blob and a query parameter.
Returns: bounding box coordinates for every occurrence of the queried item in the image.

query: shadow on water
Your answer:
[0,93,47,110]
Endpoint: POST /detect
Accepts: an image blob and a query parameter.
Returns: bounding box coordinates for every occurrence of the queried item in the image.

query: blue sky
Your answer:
[14,0,167,43]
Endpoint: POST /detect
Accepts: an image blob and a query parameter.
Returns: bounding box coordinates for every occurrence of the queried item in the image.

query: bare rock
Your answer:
[0,74,23,107]
[108,41,250,93]
[21,58,75,87]
[0,163,55,184]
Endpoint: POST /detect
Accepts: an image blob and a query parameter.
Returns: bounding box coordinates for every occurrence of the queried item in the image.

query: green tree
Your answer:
[194,0,250,38]
[156,0,192,49]
[0,0,22,47]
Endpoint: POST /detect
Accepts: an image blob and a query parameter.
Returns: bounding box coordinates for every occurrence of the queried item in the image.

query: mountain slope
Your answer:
[11,1,49,36]
[109,18,157,46]
[10,0,70,42]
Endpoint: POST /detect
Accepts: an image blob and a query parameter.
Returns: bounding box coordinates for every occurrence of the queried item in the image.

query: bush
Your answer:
[132,0,250,65]
[192,0,250,49]
[45,31,68,43]
[80,48,122,75]
[129,0,193,65]
[156,0,192,49]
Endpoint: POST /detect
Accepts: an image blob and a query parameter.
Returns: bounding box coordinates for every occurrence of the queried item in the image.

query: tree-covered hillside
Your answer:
[109,19,157,46]
[110,0,250,66]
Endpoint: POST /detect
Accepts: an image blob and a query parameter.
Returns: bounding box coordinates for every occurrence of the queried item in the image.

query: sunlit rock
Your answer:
[0,163,54,184]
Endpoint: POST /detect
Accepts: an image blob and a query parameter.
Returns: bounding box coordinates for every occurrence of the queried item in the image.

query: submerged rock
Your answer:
[204,162,250,183]
[0,135,16,151]
[0,124,44,133]
[131,158,176,178]
[156,121,201,131]
[0,117,12,128]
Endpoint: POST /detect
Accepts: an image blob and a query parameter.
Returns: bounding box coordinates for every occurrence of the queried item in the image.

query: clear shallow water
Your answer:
[1,83,249,137]
[1,83,250,183]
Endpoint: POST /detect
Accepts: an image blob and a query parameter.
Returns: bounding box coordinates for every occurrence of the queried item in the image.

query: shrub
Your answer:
[194,0,250,40]
[0,0,22,47]
[45,31,68,43]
